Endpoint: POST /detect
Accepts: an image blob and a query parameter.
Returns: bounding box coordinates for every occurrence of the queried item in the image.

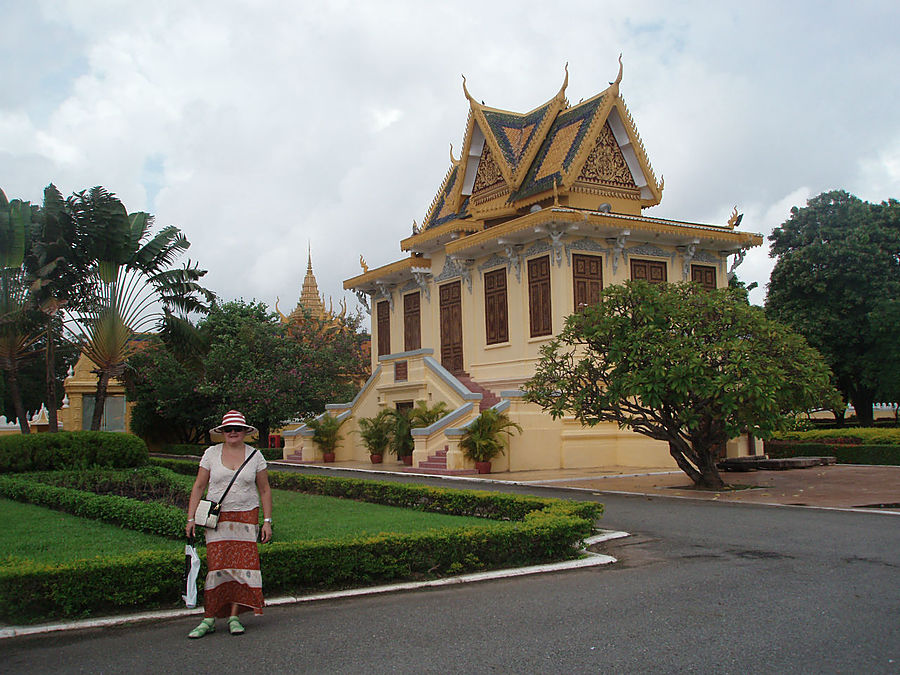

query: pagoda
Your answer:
[283,60,764,473]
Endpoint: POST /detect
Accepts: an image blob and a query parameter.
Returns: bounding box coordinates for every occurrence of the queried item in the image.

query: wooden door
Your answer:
[439,281,464,374]
[573,254,603,311]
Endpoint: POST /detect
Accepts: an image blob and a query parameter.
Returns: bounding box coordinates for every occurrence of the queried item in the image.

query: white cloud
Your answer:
[3,0,899,325]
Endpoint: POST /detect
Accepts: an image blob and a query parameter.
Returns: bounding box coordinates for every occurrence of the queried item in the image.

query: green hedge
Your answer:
[0,431,148,473]
[764,441,900,465]
[771,428,900,445]
[0,469,603,623]
[0,474,187,539]
[157,443,283,461]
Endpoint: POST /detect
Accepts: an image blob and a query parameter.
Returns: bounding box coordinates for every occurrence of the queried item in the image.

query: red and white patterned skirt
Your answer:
[203,508,265,618]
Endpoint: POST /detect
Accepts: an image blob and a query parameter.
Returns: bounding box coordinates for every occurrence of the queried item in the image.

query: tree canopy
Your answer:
[524,281,838,489]
[766,190,900,425]
[127,299,370,444]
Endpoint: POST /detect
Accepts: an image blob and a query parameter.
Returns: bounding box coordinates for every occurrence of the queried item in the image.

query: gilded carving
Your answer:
[472,145,504,194]
[578,122,635,188]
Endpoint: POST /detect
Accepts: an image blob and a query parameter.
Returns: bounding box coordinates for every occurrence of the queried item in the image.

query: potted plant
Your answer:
[305,412,344,462]
[389,400,450,465]
[459,408,522,474]
[388,407,415,465]
[356,409,393,463]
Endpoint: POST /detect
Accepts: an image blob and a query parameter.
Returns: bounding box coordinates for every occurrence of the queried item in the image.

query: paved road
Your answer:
[3,472,899,674]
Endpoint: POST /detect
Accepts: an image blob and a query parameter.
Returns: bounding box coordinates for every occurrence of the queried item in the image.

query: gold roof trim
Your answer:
[401,217,480,252]
[343,256,432,290]
[443,208,762,258]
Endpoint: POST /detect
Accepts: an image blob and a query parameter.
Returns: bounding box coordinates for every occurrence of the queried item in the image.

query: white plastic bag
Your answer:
[182,539,201,608]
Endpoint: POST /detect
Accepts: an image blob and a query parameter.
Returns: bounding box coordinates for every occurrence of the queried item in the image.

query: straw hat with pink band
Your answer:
[210,410,258,436]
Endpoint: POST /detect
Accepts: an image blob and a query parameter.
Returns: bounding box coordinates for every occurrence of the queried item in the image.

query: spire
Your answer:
[296,246,326,320]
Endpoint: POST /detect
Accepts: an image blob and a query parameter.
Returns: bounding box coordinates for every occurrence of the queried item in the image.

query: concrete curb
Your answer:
[0,530,627,640]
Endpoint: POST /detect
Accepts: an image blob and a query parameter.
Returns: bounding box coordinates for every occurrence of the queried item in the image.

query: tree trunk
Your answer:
[695,447,726,490]
[850,390,875,427]
[668,440,725,489]
[91,370,110,431]
[44,318,58,432]
[4,366,30,434]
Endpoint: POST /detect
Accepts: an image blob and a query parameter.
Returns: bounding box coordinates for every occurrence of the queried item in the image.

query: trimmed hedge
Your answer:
[0,431,148,473]
[157,443,283,461]
[0,468,603,623]
[764,441,900,466]
[0,474,187,539]
[772,428,900,445]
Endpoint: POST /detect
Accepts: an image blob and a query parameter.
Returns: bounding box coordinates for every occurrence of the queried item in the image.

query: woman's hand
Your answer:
[186,520,196,538]
[259,521,273,543]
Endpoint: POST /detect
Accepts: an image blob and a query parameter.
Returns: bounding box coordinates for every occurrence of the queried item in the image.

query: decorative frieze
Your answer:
[565,237,608,268]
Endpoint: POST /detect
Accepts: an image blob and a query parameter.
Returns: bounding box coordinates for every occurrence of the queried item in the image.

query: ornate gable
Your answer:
[574,120,639,195]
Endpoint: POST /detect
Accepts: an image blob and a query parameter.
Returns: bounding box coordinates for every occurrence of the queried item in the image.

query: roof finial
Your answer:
[610,53,624,91]
[307,241,313,273]
[556,62,569,103]
[462,74,477,106]
[450,142,458,165]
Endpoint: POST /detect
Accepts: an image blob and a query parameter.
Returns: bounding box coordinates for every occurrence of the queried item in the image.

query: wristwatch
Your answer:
[264,518,272,523]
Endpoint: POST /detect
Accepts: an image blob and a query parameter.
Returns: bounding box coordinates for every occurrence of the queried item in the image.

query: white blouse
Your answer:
[199,444,268,511]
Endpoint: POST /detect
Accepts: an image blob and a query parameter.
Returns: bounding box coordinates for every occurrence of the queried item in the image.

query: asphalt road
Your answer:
[3,471,899,674]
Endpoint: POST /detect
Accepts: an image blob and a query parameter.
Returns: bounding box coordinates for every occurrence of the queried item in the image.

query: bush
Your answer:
[0,432,148,473]
[0,468,603,623]
[771,428,900,445]
[0,473,188,539]
[764,441,900,465]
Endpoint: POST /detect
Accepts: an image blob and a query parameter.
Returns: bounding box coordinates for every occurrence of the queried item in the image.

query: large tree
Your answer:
[126,300,370,444]
[66,187,214,430]
[524,281,838,489]
[0,189,41,433]
[25,184,93,431]
[766,190,900,426]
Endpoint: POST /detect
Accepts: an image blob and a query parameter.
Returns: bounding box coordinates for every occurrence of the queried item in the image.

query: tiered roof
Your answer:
[345,59,762,295]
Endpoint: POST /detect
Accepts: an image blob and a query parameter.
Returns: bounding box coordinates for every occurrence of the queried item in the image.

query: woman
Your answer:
[186,410,273,638]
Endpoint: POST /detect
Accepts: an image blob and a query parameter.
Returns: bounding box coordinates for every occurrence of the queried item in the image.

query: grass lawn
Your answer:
[0,499,175,565]
[0,490,489,566]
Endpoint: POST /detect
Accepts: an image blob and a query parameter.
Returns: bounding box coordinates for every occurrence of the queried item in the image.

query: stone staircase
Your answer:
[455,372,501,411]
[279,449,311,464]
[403,446,476,475]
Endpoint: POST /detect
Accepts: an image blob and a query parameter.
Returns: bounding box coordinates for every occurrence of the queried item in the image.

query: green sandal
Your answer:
[188,617,215,639]
[227,616,245,635]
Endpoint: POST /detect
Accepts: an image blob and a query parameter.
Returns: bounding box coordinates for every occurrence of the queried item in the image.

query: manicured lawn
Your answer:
[0,498,174,564]
[270,490,488,541]
[0,491,489,565]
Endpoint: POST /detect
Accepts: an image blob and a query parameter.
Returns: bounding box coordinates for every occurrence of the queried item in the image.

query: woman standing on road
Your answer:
[185,410,273,638]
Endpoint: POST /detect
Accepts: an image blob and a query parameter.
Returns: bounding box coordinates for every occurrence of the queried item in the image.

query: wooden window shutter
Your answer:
[403,292,421,351]
[572,254,603,312]
[691,264,717,290]
[528,255,552,337]
[484,268,509,345]
[630,259,667,284]
[376,300,390,356]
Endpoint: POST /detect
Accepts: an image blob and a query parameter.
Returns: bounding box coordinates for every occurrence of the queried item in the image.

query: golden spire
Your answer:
[297,245,326,320]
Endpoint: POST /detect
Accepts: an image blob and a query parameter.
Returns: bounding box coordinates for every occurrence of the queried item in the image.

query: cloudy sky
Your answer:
[3,1,898,315]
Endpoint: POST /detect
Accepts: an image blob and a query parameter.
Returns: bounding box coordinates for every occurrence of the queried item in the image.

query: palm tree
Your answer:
[26,184,92,431]
[66,187,215,430]
[0,189,41,433]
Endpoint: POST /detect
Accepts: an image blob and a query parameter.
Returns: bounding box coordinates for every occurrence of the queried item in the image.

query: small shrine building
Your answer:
[283,61,764,472]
